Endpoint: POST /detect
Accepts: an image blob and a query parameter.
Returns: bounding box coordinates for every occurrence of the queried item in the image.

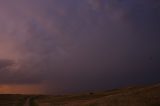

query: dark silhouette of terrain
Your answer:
[0,83,159,106]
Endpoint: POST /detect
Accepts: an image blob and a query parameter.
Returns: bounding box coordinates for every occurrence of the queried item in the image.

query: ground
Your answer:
[0,83,159,106]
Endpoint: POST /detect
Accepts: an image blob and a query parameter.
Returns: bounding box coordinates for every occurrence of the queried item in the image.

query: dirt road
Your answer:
[23,97,31,106]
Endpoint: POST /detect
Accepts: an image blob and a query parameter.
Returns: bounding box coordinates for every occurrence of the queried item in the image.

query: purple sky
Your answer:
[0,0,160,94]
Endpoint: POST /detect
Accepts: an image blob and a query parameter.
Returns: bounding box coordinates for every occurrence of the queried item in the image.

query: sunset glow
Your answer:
[0,84,44,94]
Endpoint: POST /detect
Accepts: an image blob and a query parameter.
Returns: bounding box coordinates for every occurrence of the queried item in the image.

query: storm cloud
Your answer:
[0,0,159,94]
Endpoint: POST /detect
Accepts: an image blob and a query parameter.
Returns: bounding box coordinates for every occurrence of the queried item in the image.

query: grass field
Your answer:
[0,83,159,106]
[0,94,28,106]
[34,83,160,106]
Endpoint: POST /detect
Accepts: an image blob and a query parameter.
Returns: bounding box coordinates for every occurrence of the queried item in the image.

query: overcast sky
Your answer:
[0,0,159,94]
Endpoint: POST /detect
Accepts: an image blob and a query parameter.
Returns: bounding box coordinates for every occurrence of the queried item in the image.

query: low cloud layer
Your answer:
[0,0,160,94]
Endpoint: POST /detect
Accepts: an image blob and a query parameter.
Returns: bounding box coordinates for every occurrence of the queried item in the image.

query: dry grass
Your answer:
[35,84,160,106]
[0,94,28,106]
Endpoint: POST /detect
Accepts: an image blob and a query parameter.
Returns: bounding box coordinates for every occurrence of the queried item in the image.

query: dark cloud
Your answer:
[0,59,14,70]
[0,0,159,94]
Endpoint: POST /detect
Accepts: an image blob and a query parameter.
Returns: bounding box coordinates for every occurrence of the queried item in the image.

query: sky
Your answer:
[0,0,160,94]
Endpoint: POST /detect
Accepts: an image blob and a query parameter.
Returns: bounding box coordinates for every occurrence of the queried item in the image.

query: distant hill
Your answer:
[34,83,160,106]
[0,83,159,106]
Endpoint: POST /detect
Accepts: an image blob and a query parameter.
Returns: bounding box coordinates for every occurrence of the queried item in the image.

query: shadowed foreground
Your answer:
[0,84,159,106]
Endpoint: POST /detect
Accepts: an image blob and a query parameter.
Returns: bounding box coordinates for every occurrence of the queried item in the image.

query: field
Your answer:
[0,83,159,106]
[0,94,28,106]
